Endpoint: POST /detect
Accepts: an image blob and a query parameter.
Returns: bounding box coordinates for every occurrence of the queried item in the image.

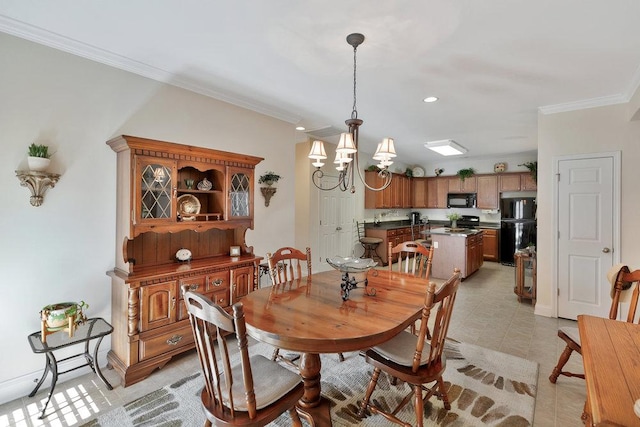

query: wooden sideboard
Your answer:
[106,136,263,386]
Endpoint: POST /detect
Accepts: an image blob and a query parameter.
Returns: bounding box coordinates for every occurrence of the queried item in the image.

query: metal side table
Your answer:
[27,317,114,419]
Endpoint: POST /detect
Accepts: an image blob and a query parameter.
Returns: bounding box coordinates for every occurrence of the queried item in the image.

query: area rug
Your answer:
[83,340,537,426]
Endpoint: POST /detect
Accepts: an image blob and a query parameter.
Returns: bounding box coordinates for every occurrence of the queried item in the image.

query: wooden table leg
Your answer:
[296,353,332,426]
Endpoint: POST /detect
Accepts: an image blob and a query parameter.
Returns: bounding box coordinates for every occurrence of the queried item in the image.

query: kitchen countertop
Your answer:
[364,220,500,230]
[428,227,483,237]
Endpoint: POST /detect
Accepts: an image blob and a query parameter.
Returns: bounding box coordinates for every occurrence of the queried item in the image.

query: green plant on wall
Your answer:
[28,143,51,158]
[519,161,537,182]
[456,168,475,182]
[258,171,282,186]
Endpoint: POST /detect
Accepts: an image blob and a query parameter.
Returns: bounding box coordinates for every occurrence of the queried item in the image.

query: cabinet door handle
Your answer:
[211,278,223,287]
[171,296,176,310]
[166,335,182,346]
[187,284,199,291]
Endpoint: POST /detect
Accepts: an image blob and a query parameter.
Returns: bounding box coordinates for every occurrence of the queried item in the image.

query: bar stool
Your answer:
[357,221,384,264]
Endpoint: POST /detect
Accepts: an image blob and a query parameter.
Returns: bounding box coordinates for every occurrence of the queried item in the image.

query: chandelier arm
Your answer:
[311,168,348,191]
[354,158,393,191]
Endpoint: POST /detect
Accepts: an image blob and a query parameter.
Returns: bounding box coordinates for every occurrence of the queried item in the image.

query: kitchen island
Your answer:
[428,227,484,279]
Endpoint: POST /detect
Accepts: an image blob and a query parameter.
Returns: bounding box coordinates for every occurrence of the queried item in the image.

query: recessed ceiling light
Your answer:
[295,126,306,131]
[423,96,439,103]
[424,139,467,156]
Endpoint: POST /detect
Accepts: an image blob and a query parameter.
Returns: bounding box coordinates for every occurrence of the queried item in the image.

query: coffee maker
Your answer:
[410,212,421,225]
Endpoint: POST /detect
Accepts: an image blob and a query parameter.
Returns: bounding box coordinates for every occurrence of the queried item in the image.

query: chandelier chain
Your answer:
[352,44,358,120]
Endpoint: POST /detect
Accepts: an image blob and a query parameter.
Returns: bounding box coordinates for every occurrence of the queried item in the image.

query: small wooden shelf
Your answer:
[514,250,536,304]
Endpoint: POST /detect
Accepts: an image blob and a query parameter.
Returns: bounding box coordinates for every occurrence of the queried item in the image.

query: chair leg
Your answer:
[413,384,424,427]
[289,407,302,427]
[358,367,381,417]
[271,347,280,361]
[338,352,345,362]
[437,377,451,410]
[549,344,584,383]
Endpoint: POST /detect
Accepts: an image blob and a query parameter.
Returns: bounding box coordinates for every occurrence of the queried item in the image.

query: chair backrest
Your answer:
[610,267,640,323]
[356,221,366,240]
[267,247,311,285]
[413,268,461,373]
[388,241,434,279]
[183,291,258,420]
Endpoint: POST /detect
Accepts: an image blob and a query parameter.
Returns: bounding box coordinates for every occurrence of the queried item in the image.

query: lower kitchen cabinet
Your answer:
[481,228,500,262]
[430,232,483,279]
[365,226,414,265]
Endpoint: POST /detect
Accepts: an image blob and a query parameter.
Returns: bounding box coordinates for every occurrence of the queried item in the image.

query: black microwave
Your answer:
[447,193,477,208]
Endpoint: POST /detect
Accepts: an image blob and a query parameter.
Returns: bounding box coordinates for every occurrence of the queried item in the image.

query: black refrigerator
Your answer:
[500,197,537,265]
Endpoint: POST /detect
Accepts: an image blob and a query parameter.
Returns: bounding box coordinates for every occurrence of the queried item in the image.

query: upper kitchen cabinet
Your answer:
[412,177,428,208]
[499,172,537,192]
[476,175,499,209]
[426,177,448,208]
[364,171,412,209]
[107,136,263,266]
[447,176,477,193]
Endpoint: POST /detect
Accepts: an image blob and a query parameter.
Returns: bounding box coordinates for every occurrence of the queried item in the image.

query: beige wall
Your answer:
[536,91,640,316]
[0,33,297,402]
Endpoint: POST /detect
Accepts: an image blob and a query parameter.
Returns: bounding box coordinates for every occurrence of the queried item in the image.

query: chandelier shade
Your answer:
[308,33,395,193]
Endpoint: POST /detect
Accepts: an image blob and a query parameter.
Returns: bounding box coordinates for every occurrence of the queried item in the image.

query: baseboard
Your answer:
[0,348,110,406]
[534,303,554,317]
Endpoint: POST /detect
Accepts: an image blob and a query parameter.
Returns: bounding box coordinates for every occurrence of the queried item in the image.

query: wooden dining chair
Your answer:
[266,247,345,364]
[183,291,305,427]
[548,266,640,383]
[388,240,434,279]
[357,268,460,427]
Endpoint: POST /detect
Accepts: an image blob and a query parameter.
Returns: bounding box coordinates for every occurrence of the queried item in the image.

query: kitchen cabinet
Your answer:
[447,176,477,193]
[412,177,428,208]
[499,173,536,192]
[426,177,448,208]
[476,175,499,209]
[514,251,536,304]
[364,172,412,209]
[430,231,483,279]
[365,225,414,265]
[481,228,499,262]
[106,135,263,387]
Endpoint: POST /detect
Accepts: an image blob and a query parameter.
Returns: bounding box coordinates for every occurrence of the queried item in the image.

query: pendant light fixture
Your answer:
[308,33,396,193]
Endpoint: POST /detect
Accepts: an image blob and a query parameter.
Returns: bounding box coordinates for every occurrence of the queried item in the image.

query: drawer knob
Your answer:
[187,284,199,291]
[166,335,183,346]
[211,278,224,287]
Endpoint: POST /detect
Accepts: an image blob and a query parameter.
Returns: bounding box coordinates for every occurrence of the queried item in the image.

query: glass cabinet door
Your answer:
[137,157,176,223]
[227,167,253,219]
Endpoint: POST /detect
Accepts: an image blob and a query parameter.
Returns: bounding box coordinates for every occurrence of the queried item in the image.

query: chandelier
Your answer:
[308,33,396,193]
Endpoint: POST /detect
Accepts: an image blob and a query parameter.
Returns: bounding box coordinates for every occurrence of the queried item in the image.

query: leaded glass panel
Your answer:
[141,163,172,219]
[230,172,250,217]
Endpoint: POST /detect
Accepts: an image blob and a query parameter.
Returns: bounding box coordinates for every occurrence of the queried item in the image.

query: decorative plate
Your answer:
[197,177,213,191]
[177,194,201,220]
[494,162,507,173]
[412,166,425,177]
[175,248,192,262]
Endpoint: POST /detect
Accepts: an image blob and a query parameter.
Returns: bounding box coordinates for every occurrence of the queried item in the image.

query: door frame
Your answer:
[552,151,621,317]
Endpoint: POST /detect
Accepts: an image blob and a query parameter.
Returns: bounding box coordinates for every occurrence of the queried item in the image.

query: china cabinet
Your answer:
[106,135,263,386]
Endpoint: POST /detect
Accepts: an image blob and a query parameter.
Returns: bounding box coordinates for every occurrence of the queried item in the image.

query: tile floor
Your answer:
[0,262,587,426]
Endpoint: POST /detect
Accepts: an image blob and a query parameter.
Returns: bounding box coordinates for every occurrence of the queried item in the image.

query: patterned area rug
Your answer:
[83,340,537,426]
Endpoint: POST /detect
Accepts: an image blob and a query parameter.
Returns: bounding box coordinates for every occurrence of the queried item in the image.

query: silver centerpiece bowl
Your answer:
[326,256,377,300]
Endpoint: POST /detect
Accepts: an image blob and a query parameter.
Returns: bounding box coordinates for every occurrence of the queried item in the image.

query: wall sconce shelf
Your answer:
[16,170,61,207]
[260,187,277,207]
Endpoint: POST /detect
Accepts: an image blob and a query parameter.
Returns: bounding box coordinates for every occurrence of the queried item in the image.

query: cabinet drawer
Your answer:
[207,271,230,291]
[179,276,207,294]
[387,229,397,237]
[139,324,195,361]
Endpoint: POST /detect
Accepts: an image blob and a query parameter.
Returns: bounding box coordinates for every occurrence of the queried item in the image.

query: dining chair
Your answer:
[183,291,305,427]
[388,240,434,279]
[266,247,345,363]
[548,265,640,383]
[357,221,384,264]
[357,268,461,427]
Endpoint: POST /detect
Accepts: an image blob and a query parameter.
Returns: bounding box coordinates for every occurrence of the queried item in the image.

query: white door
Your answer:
[557,153,619,320]
[318,176,355,271]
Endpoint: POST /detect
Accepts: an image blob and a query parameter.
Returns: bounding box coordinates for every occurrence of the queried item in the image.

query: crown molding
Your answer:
[0,15,299,123]
[538,93,628,115]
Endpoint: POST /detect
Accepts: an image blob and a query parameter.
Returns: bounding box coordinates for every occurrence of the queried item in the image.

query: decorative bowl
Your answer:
[326,256,377,273]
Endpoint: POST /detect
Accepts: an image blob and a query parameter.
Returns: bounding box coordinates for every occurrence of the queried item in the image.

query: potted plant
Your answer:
[27,143,52,172]
[446,212,462,228]
[519,161,537,182]
[258,171,282,187]
[457,168,475,182]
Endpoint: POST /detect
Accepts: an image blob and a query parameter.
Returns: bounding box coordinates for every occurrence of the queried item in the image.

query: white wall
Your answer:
[537,92,640,317]
[0,33,297,403]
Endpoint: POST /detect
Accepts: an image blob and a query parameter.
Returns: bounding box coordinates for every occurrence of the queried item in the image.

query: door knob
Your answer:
[336,226,342,231]
[602,247,611,253]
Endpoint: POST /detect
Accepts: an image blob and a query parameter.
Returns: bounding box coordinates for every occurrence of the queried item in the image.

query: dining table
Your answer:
[241,268,429,426]
[578,314,640,426]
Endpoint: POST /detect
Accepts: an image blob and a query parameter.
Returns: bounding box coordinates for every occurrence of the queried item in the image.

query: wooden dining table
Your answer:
[241,268,428,426]
[578,315,640,426]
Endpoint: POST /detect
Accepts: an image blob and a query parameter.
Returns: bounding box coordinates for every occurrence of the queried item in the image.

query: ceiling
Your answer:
[2,1,640,166]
